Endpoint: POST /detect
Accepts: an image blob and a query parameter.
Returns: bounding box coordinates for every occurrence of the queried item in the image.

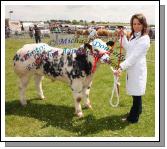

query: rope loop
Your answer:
[109,66,120,107]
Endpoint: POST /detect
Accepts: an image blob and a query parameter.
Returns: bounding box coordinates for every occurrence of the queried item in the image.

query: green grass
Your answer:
[5,37,155,137]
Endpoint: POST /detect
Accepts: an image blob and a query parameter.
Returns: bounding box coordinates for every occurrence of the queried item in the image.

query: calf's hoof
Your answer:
[20,100,27,106]
[84,103,92,109]
[40,96,46,100]
[76,112,84,118]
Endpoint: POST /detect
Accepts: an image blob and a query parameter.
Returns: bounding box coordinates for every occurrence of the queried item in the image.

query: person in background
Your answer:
[5,25,10,38]
[34,24,41,43]
[114,13,150,123]
[29,26,33,38]
[21,24,24,31]
[88,27,98,43]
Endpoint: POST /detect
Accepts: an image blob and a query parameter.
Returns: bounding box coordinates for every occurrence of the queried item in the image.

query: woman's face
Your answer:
[132,18,143,33]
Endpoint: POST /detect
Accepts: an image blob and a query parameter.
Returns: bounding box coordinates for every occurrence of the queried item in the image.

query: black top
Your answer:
[34,26,41,36]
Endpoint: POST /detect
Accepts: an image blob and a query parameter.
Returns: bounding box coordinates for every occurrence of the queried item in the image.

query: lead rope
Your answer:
[109,66,120,107]
[109,30,123,107]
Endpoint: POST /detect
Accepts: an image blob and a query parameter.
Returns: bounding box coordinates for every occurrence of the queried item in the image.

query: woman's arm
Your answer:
[120,36,150,70]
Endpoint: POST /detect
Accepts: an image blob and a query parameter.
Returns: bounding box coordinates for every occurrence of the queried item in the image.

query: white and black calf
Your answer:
[13,39,114,117]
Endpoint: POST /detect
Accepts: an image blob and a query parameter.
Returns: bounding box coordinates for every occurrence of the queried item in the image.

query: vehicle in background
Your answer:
[39,27,51,37]
[51,27,62,34]
[108,26,116,32]
[124,26,131,32]
[148,27,155,39]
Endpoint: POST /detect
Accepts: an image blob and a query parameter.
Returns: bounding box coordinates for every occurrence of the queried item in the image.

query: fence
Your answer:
[48,33,114,45]
[6,32,154,64]
[49,33,84,46]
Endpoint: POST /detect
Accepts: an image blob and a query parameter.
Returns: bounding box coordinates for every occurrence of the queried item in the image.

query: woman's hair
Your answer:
[130,13,148,38]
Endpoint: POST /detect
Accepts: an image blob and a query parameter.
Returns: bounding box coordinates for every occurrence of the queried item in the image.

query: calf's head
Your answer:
[83,39,114,64]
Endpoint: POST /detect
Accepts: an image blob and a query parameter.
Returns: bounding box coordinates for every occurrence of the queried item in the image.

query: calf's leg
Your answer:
[19,74,31,106]
[82,87,92,109]
[34,74,45,99]
[83,79,92,109]
[73,92,83,117]
[71,79,83,118]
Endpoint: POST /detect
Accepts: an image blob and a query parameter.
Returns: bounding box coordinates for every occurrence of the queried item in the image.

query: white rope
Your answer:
[109,66,120,107]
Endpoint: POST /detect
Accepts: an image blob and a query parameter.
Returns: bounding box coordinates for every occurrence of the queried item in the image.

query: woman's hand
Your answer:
[114,29,127,37]
[113,68,122,77]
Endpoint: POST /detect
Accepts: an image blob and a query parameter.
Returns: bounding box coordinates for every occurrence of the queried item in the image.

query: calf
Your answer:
[13,39,114,117]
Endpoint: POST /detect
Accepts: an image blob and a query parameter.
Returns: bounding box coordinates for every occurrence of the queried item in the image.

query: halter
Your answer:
[92,56,100,73]
[81,44,110,74]
[90,50,108,73]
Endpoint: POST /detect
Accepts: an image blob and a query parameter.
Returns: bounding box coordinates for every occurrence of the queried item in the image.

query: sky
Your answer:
[5,4,156,24]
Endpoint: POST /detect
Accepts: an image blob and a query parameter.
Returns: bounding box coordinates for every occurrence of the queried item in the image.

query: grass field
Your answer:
[5,37,155,137]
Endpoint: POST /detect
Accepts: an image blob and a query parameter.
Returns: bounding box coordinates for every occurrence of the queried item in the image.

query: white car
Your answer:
[39,27,50,37]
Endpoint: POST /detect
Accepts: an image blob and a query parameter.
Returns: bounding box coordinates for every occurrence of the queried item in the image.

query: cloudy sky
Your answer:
[5,4,156,24]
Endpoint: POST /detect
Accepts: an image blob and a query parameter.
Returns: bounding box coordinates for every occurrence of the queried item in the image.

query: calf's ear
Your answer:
[84,43,93,51]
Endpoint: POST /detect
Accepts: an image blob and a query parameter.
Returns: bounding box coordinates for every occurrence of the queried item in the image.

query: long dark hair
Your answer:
[130,13,148,38]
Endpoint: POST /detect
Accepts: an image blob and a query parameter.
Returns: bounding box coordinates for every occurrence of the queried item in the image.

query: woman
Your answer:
[114,13,150,123]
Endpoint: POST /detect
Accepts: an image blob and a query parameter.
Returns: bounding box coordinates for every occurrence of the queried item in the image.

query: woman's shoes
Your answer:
[127,115,139,123]
[121,96,142,123]
[121,117,128,122]
[121,114,139,123]
[121,117,139,123]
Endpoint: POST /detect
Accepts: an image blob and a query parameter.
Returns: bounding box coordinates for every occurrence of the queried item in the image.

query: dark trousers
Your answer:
[35,36,41,43]
[127,96,142,123]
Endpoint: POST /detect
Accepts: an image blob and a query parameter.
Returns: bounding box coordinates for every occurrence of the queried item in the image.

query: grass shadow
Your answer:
[75,114,130,136]
[5,100,129,136]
